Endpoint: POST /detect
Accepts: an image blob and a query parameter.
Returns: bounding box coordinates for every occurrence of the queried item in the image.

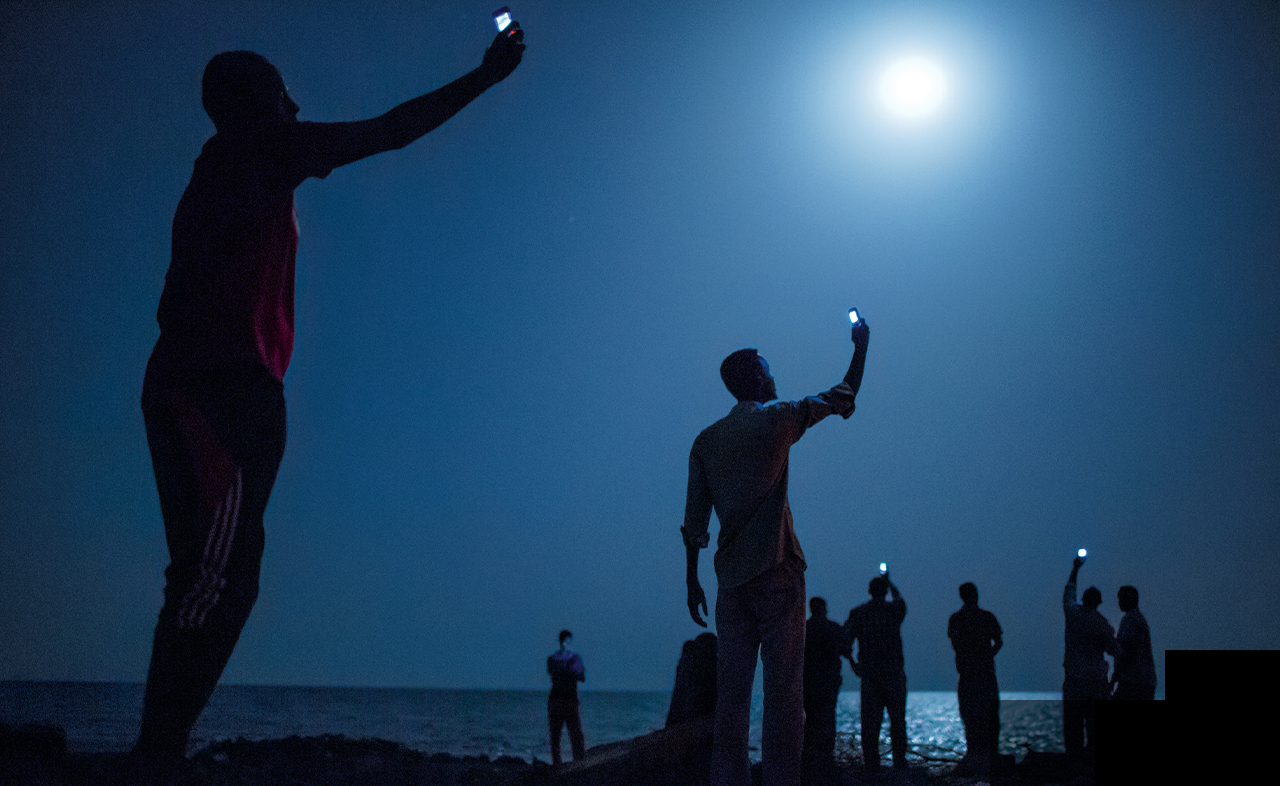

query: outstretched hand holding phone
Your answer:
[849,308,870,348]
[481,8,525,85]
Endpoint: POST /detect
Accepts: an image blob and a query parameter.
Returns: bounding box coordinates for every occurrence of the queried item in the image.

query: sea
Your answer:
[0,681,1063,765]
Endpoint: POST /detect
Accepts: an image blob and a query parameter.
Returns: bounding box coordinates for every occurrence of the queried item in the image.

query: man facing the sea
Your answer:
[682,317,870,786]
[1062,556,1119,764]
[803,596,851,768]
[948,581,1003,776]
[845,572,909,772]
[1111,585,1156,700]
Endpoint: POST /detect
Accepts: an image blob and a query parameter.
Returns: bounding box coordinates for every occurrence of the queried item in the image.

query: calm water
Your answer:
[0,681,1062,764]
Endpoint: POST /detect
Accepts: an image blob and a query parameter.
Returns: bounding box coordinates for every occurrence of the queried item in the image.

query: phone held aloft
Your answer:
[493,7,515,33]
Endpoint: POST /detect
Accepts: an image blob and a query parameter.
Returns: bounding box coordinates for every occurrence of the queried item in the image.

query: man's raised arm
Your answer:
[1064,556,1083,612]
[305,28,525,171]
[843,318,871,401]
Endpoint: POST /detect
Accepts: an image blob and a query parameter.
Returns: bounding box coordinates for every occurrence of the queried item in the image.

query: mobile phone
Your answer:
[879,562,887,575]
[848,307,861,325]
[493,7,514,33]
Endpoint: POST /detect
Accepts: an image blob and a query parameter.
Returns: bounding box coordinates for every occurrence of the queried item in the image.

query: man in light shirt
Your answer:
[682,317,870,786]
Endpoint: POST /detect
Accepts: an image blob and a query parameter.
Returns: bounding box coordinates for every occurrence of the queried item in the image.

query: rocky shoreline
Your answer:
[2,721,1093,786]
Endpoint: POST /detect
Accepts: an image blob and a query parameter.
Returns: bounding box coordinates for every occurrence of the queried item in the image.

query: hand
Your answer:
[481,24,525,85]
[1073,556,1085,570]
[687,578,709,628]
[851,318,870,348]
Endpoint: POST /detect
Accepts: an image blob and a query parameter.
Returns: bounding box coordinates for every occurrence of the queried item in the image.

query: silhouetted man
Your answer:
[947,582,1002,776]
[1062,556,1119,764]
[803,596,851,767]
[548,629,586,765]
[845,572,908,771]
[682,318,870,786]
[131,24,525,784]
[1111,585,1156,700]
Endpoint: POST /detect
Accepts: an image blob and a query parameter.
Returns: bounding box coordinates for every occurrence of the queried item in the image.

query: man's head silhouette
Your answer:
[1117,585,1139,612]
[809,596,828,618]
[720,349,776,403]
[958,582,978,605]
[868,576,889,600]
[1081,586,1102,609]
[202,51,299,131]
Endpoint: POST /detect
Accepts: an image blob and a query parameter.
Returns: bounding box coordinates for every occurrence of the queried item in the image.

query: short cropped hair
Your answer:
[868,576,889,598]
[1082,586,1102,609]
[720,349,761,401]
[809,596,827,615]
[1118,585,1139,609]
[202,50,280,130]
[559,629,573,644]
[958,582,978,605]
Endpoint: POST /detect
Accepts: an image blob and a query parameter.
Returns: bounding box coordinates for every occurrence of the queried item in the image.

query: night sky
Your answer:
[2,1,1276,696]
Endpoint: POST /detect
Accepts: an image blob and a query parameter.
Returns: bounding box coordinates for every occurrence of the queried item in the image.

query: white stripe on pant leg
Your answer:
[178,468,241,629]
[188,468,243,629]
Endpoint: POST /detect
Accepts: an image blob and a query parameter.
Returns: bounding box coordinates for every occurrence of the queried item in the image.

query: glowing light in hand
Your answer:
[876,54,949,122]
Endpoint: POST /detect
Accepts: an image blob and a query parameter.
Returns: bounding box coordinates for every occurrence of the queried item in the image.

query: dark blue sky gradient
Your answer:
[2,1,1277,693]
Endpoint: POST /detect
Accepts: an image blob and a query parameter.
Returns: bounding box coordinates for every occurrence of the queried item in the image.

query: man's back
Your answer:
[1115,608,1156,691]
[846,597,907,677]
[804,615,849,692]
[687,390,854,589]
[948,605,1001,675]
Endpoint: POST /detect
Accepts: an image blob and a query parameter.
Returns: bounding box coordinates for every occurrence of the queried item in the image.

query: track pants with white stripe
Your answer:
[135,362,286,762]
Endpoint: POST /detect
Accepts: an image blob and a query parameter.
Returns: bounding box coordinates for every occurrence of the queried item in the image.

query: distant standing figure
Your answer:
[548,629,586,765]
[131,24,524,784]
[1062,556,1119,763]
[803,597,852,765]
[947,582,1003,776]
[1111,586,1156,700]
[682,317,870,786]
[845,573,908,771]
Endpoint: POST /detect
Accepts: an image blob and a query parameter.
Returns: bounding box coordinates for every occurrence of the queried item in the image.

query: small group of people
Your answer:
[679,321,1155,785]
[801,575,992,776]
[1062,556,1157,764]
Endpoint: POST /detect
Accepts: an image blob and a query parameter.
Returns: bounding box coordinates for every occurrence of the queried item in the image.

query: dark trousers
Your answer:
[713,559,807,786]
[957,671,999,769]
[135,363,286,763]
[548,696,585,764]
[860,672,907,769]
[1062,699,1098,761]
[802,686,840,763]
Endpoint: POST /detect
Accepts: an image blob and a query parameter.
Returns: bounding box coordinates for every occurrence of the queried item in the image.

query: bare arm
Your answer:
[682,448,712,628]
[684,538,708,628]
[303,28,525,171]
[1064,557,1083,612]
[844,319,870,398]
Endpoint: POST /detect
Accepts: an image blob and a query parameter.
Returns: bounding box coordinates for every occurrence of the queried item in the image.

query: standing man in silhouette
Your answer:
[1062,556,1119,765]
[548,629,586,765]
[682,317,870,786]
[947,582,1003,776]
[1111,586,1156,700]
[130,22,525,784]
[803,596,852,769]
[845,572,909,772]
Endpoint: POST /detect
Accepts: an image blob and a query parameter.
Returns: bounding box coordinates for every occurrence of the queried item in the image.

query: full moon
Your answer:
[876,54,949,122]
